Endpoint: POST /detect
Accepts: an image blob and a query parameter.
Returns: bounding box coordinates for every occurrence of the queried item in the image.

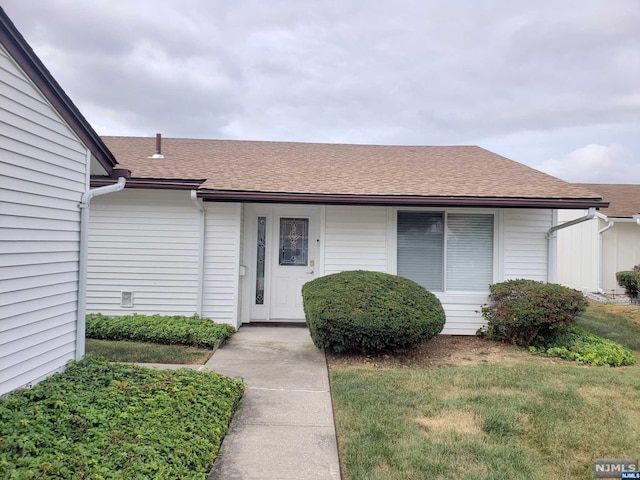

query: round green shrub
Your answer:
[302,270,446,353]
[478,279,588,347]
[616,270,640,303]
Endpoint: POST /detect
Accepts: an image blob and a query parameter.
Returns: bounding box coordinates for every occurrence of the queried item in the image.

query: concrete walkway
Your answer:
[205,326,341,480]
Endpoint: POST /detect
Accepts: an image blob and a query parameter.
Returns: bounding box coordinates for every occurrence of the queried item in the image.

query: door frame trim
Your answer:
[241,204,321,323]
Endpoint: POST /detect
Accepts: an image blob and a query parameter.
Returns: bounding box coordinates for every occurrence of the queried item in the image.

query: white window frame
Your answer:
[389,207,501,293]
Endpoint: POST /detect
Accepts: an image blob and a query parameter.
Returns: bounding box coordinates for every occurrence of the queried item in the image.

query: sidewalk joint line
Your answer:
[248,386,329,393]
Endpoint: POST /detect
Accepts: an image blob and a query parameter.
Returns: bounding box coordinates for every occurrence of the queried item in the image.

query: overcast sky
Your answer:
[4,1,640,183]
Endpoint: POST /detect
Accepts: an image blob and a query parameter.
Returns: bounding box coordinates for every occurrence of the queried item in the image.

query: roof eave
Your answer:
[0,7,117,173]
[90,176,206,190]
[195,190,609,209]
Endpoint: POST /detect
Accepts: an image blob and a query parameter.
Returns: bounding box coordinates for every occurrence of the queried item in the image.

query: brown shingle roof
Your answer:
[100,136,604,207]
[578,184,640,218]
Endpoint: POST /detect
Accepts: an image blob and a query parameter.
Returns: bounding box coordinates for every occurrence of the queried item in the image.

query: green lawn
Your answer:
[330,303,640,480]
[86,338,214,364]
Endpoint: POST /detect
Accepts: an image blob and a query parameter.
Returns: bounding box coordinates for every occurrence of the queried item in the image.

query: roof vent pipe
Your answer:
[148,133,164,159]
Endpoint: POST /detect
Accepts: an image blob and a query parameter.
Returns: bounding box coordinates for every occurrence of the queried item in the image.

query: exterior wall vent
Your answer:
[121,291,134,308]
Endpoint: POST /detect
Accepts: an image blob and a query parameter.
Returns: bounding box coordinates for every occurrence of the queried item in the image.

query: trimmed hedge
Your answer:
[302,270,445,353]
[86,313,234,349]
[0,358,244,479]
[479,279,587,347]
[616,269,640,303]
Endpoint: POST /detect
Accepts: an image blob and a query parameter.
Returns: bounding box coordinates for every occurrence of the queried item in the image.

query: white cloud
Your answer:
[537,144,640,183]
[2,0,640,181]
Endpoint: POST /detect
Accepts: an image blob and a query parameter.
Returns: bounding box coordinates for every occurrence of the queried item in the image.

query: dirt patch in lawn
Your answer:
[326,335,555,369]
[415,411,482,435]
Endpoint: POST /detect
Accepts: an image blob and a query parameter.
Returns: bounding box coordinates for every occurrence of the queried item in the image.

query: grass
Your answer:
[329,302,640,480]
[0,358,244,479]
[577,300,640,351]
[86,338,214,364]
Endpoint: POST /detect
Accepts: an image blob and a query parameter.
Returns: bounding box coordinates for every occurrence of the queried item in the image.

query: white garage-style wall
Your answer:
[601,221,640,294]
[556,209,600,292]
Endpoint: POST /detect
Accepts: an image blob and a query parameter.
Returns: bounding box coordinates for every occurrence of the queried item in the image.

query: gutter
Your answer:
[189,190,611,210]
[190,190,206,317]
[76,173,128,360]
[546,207,597,283]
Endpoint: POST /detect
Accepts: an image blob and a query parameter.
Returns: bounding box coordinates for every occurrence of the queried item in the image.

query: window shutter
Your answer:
[446,214,493,291]
[397,212,444,291]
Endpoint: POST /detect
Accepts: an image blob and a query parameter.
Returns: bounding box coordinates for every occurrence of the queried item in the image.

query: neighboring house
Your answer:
[557,184,640,295]
[86,136,606,334]
[0,8,128,395]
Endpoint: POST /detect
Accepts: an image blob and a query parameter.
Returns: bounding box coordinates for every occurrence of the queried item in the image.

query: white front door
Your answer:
[270,212,318,319]
[246,205,319,322]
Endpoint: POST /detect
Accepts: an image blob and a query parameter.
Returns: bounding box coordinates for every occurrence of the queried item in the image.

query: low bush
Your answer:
[0,357,244,479]
[86,313,234,348]
[478,279,587,347]
[616,269,640,303]
[530,328,636,367]
[303,270,445,353]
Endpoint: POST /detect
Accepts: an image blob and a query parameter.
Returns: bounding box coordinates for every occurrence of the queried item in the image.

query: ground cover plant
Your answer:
[86,313,234,348]
[86,338,214,364]
[530,327,636,366]
[303,270,445,353]
[0,358,244,479]
[329,302,640,480]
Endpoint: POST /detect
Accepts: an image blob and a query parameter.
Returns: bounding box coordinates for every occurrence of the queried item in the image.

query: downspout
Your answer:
[191,190,205,317]
[77,174,127,360]
[596,212,613,294]
[546,207,596,283]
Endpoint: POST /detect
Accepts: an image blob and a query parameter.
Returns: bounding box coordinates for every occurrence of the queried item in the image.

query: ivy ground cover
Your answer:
[0,358,244,479]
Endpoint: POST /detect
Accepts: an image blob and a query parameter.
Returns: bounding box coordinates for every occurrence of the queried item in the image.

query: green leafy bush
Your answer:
[616,269,640,303]
[0,357,244,479]
[302,270,445,353]
[530,328,636,367]
[478,279,587,347]
[86,313,234,348]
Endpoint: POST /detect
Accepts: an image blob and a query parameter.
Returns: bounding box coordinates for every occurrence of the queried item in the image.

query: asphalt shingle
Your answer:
[102,136,602,201]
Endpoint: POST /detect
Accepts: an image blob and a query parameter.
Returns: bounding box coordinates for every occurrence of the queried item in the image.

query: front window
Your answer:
[397,211,494,292]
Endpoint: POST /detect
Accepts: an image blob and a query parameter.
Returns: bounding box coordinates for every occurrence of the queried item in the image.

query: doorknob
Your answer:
[306,269,314,275]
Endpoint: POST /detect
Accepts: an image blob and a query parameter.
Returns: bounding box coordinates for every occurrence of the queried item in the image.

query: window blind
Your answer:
[397,211,444,291]
[446,213,494,291]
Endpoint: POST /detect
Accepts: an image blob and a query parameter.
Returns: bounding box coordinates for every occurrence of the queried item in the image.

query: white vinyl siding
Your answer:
[503,209,551,281]
[323,206,388,274]
[87,190,200,315]
[202,203,242,327]
[437,293,490,335]
[0,44,88,395]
